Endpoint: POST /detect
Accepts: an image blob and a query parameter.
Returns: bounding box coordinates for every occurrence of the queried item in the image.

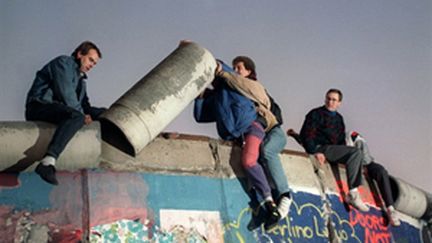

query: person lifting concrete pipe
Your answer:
[100,41,216,156]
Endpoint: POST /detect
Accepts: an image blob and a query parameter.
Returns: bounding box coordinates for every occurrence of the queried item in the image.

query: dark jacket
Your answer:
[299,106,346,154]
[26,55,88,113]
[268,94,283,125]
[194,80,257,141]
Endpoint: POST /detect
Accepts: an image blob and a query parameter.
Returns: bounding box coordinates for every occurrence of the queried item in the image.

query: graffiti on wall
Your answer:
[0,172,151,242]
[90,210,223,243]
[88,194,400,243]
[225,199,362,243]
[349,210,391,243]
[224,191,420,243]
[159,209,223,242]
[0,172,423,243]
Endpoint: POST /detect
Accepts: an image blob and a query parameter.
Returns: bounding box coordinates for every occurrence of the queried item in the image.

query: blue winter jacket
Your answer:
[26,55,88,113]
[194,80,257,141]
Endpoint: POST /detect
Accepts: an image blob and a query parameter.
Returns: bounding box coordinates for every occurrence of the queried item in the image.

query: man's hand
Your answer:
[314,153,326,166]
[215,61,222,74]
[363,166,368,175]
[178,39,192,47]
[197,90,205,99]
[84,115,93,125]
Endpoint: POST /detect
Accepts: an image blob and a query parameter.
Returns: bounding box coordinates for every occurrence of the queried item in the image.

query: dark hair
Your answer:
[326,88,343,101]
[71,41,102,59]
[232,56,257,80]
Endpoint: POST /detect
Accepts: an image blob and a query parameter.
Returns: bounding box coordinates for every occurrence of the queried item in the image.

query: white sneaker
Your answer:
[346,190,369,212]
[387,206,401,226]
[277,196,292,219]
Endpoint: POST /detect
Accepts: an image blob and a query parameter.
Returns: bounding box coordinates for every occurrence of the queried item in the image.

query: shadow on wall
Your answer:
[0,123,53,187]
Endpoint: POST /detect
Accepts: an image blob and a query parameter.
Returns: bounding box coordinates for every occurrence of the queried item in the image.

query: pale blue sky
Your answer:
[1,0,431,191]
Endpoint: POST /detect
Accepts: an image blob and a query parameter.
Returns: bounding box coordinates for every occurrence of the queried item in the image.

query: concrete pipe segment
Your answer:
[391,176,432,219]
[100,42,217,156]
[423,193,432,221]
[0,121,101,172]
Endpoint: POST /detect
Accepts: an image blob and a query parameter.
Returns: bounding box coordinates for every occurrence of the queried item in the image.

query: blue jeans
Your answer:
[26,102,104,159]
[259,126,291,198]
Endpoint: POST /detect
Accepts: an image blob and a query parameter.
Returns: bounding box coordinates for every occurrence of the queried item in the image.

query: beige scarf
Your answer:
[217,71,278,131]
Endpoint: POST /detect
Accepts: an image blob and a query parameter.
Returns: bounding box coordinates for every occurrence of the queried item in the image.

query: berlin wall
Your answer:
[0,42,431,242]
[0,133,431,242]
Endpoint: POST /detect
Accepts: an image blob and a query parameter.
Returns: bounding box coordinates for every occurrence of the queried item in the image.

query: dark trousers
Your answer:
[366,162,394,207]
[317,145,363,189]
[26,102,87,159]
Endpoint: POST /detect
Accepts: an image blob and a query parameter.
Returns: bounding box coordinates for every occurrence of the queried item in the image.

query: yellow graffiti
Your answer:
[235,231,245,243]
[224,207,252,231]
[224,200,362,243]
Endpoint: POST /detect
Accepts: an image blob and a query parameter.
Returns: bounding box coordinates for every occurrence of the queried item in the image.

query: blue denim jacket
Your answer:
[26,55,87,113]
[194,81,257,141]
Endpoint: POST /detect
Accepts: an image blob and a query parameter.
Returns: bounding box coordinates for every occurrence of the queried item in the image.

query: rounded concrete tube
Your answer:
[0,121,101,172]
[391,176,428,218]
[100,42,216,156]
[422,193,432,221]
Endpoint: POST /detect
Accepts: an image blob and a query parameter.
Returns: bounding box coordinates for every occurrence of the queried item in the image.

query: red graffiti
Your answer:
[0,173,20,188]
[364,228,391,243]
[350,209,391,243]
[1,172,151,242]
[350,210,387,231]
[51,229,82,243]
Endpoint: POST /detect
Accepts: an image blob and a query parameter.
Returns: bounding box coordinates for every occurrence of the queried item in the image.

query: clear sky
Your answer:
[1,1,431,191]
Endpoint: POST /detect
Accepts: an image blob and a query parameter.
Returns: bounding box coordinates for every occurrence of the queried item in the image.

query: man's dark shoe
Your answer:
[264,201,281,231]
[35,163,58,185]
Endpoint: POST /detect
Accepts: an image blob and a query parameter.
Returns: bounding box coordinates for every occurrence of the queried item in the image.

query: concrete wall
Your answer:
[0,121,101,172]
[1,133,429,242]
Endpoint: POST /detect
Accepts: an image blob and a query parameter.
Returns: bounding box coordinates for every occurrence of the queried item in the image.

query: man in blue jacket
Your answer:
[194,61,282,230]
[25,41,106,185]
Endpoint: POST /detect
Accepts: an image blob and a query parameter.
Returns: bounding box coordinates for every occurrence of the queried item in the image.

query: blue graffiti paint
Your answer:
[0,173,52,211]
[0,171,424,243]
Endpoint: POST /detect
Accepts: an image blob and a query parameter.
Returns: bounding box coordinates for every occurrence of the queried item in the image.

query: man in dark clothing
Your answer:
[347,131,401,226]
[25,41,106,185]
[297,89,369,212]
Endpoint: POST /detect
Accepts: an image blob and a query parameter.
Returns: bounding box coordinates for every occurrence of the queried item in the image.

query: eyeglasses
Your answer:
[326,97,339,102]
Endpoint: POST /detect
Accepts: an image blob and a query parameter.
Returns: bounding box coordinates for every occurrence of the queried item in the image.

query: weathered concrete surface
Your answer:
[101,133,322,191]
[100,42,217,156]
[1,133,431,242]
[393,177,429,218]
[0,121,101,172]
[102,132,432,217]
[101,134,217,175]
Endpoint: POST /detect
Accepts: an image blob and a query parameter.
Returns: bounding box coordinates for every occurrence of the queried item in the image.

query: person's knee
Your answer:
[262,144,278,158]
[243,148,260,168]
[88,107,107,120]
[375,163,386,172]
[242,134,262,168]
[68,110,86,126]
[350,148,363,162]
[352,147,362,156]
[369,164,388,178]
[262,140,285,157]
[345,147,360,158]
